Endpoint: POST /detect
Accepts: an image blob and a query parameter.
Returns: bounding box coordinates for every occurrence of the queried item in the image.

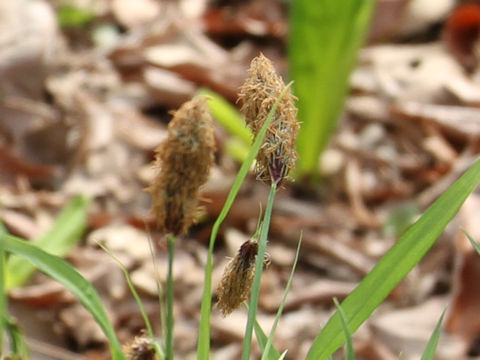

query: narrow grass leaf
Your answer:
[462,229,480,255]
[5,234,126,360]
[261,236,302,360]
[290,0,376,177]
[242,183,277,360]
[278,350,288,360]
[97,242,165,359]
[306,157,480,360]
[421,308,447,360]
[4,317,29,359]
[197,82,294,360]
[6,196,89,289]
[199,88,253,145]
[254,319,281,360]
[0,222,6,355]
[333,298,356,360]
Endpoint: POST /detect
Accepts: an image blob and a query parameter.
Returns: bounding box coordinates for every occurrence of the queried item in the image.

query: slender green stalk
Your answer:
[261,236,302,360]
[166,234,175,360]
[196,83,294,360]
[0,222,6,356]
[242,183,277,360]
[98,242,165,359]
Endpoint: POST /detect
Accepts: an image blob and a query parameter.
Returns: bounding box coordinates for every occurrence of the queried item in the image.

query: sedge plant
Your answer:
[3,49,480,360]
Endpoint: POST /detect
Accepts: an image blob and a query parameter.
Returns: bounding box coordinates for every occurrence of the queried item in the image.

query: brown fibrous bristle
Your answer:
[146,96,216,235]
[216,240,258,316]
[238,53,299,185]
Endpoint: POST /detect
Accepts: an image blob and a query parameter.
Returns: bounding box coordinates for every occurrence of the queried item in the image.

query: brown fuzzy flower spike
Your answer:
[123,333,158,360]
[216,240,258,316]
[238,53,299,185]
[147,96,216,236]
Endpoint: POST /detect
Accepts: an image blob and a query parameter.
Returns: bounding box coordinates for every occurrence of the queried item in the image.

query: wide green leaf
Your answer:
[306,157,480,359]
[5,235,126,360]
[290,0,376,177]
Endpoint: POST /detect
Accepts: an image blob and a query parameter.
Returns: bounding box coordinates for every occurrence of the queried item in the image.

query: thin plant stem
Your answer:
[0,222,6,356]
[145,222,167,356]
[241,183,277,360]
[97,242,165,359]
[166,234,176,360]
[196,82,294,360]
[262,235,302,360]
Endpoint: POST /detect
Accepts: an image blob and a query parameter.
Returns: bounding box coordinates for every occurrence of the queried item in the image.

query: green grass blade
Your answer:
[196,82,294,360]
[261,236,302,360]
[306,157,480,360]
[4,317,29,359]
[290,0,376,177]
[333,298,356,360]
[6,196,89,289]
[463,229,480,255]
[421,308,447,360]
[242,183,277,360]
[254,319,281,360]
[199,88,253,145]
[97,242,165,360]
[4,235,126,360]
[0,222,6,356]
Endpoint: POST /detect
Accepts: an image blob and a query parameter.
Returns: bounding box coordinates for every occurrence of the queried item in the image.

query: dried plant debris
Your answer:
[238,53,299,185]
[147,96,216,235]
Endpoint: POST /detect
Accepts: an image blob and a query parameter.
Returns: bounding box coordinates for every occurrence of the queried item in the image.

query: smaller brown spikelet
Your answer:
[216,239,258,316]
[146,96,216,235]
[238,53,299,185]
[123,333,158,360]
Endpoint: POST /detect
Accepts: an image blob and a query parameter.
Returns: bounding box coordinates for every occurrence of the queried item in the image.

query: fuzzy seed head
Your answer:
[146,96,216,235]
[238,53,299,185]
[123,334,158,360]
[216,240,258,316]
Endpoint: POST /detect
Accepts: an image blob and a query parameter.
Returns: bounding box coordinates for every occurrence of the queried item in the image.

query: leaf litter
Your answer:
[2,0,480,359]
